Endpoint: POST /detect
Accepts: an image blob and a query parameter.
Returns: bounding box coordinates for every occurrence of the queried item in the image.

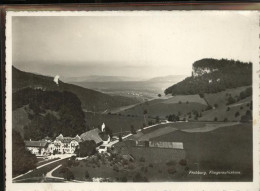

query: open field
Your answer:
[85,112,155,136]
[140,121,238,135]
[199,100,251,122]
[204,86,251,107]
[162,94,207,105]
[151,123,252,181]
[128,122,239,141]
[119,102,207,118]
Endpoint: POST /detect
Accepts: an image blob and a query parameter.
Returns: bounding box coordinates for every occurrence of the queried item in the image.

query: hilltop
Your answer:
[165,58,252,95]
[13,66,139,112]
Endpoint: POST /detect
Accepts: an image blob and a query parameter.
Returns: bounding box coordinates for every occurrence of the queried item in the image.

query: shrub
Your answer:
[113,165,119,172]
[179,159,187,166]
[214,117,218,121]
[227,96,236,105]
[167,167,177,174]
[60,168,75,181]
[235,112,240,117]
[149,163,154,168]
[85,170,90,179]
[178,101,182,104]
[214,103,218,108]
[139,157,145,162]
[121,176,127,182]
[223,118,228,122]
[130,125,136,134]
[206,105,212,110]
[133,173,148,182]
[226,107,230,111]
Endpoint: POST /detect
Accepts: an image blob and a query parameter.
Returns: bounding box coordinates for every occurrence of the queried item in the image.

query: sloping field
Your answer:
[120,102,207,118]
[199,101,251,122]
[162,94,207,105]
[181,122,239,132]
[204,86,250,107]
[151,123,252,181]
[128,122,238,141]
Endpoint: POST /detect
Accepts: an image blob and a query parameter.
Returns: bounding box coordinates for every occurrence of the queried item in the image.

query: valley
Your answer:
[12,58,253,182]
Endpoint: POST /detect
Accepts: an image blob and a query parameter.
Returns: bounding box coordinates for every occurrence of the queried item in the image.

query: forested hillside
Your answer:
[13,88,87,140]
[165,58,252,95]
[13,66,139,112]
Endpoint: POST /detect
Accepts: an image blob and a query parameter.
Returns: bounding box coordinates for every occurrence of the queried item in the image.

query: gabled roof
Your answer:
[55,134,82,143]
[80,128,103,144]
[25,141,48,148]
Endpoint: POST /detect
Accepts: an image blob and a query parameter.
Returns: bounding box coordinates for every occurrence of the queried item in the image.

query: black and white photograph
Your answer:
[5,10,260,190]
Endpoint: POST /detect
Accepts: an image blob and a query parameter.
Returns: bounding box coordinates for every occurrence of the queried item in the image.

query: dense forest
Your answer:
[13,88,87,140]
[165,59,252,95]
[13,130,37,176]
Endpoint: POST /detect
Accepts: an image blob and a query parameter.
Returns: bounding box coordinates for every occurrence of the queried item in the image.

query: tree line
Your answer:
[165,58,252,95]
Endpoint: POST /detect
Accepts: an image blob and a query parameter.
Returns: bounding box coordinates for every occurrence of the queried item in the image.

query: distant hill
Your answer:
[12,66,139,112]
[146,75,187,83]
[71,75,186,101]
[165,58,252,95]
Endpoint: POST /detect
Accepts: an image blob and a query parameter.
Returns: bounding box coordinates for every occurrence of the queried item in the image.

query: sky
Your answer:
[12,11,258,80]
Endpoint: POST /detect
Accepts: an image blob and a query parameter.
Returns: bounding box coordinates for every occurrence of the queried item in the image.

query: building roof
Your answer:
[55,134,82,143]
[80,128,103,144]
[25,140,48,148]
[149,141,184,149]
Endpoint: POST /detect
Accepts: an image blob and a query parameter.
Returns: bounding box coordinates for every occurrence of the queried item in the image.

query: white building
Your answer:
[53,134,81,154]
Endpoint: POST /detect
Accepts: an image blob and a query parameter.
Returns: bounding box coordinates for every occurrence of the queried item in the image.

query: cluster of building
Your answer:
[25,128,106,156]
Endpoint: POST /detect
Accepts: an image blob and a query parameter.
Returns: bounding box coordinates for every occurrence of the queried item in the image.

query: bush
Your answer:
[133,173,148,182]
[60,168,75,181]
[121,176,127,182]
[235,111,240,117]
[214,103,218,108]
[206,105,212,110]
[214,117,218,121]
[167,167,177,174]
[227,96,236,105]
[149,163,154,168]
[113,165,119,172]
[179,159,187,166]
[226,107,230,111]
[223,118,228,122]
[85,170,90,179]
[139,157,145,162]
[130,125,136,134]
